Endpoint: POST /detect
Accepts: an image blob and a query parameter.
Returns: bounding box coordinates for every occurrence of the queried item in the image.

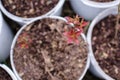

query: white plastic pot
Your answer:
[0,11,13,62]
[10,16,90,80]
[0,0,65,25]
[0,64,17,80]
[87,7,118,80]
[69,0,120,20]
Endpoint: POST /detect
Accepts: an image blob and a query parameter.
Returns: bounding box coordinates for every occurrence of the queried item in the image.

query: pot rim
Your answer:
[81,0,120,8]
[0,64,17,80]
[87,7,118,80]
[10,16,90,80]
[0,11,2,33]
[0,0,65,24]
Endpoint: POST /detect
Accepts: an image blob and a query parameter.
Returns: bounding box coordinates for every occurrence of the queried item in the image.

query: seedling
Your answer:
[64,15,89,44]
[17,33,32,49]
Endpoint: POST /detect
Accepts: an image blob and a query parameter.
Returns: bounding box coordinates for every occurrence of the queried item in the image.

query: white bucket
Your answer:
[10,16,90,80]
[0,64,17,80]
[0,0,65,25]
[87,7,118,80]
[0,11,13,62]
[70,0,120,20]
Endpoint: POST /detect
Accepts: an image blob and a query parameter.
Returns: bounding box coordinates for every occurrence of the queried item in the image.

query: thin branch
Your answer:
[41,50,59,80]
[115,4,120,39]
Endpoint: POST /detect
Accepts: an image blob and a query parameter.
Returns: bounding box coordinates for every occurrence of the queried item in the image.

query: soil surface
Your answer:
[92,15,120,80]
[91,0,114,2]
[0,67,12,80]
[13,18,88,80]
[2,0,58,18]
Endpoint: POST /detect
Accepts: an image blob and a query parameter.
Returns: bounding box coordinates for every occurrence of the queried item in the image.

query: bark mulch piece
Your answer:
[0,67,12,80]
[13,18,88,80]
[2,0,59,18]
[92,15,120,80]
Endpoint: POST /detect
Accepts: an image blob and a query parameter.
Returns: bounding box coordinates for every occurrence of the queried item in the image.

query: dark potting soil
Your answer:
[2,0,58,18]
[92,15,120,80]
[0,67,12,80]
[13,18,88,80]
[91,0,114,2]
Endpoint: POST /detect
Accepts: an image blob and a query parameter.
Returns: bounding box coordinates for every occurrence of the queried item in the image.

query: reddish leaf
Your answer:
[17,33,32,49]
[63,29,82,44]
